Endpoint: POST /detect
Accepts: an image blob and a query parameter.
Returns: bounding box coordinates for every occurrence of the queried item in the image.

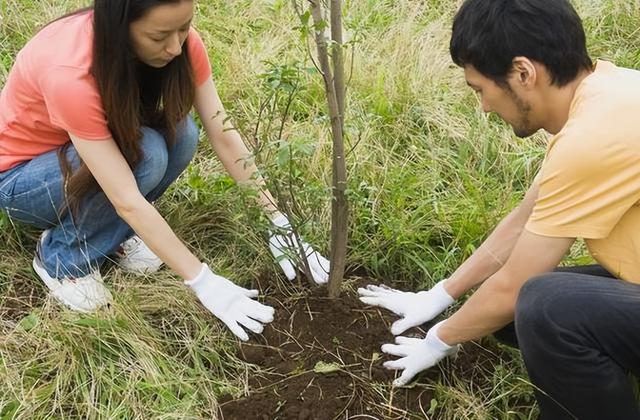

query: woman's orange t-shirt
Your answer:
[0,11,211,171]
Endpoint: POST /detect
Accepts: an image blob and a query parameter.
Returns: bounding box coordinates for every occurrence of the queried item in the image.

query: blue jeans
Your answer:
[494,265,640,420]
[0,116,199,278]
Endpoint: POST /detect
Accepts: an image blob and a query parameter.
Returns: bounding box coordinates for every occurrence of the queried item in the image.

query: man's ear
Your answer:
[511,56,537,89]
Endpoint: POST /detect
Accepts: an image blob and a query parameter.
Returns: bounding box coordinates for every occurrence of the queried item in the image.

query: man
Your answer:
[359,0,640,418]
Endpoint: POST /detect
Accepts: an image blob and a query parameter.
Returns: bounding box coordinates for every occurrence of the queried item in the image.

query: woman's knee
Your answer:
[177,115,199,142]
[172,116,199,164]
[136,127,169,194]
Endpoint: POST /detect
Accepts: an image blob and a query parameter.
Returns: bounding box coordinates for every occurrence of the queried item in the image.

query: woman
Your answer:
[0,0,329,341]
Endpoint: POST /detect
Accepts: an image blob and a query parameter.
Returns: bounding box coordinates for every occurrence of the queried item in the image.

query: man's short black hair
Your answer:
[450,0,593,87]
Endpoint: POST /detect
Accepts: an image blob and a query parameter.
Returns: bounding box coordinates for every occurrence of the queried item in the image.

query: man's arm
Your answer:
[359,174,544,335]
[445,174,542,298]
[439,230,574,344]
[380,230,573,386]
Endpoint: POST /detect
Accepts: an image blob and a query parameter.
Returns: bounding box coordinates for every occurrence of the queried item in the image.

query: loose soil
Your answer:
[0,270,46,322]
[219,279,519,420]
[0,268,528,419]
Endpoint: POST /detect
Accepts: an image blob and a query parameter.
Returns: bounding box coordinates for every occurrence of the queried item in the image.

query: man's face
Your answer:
[464,65,538,138]
[129,1,194,68]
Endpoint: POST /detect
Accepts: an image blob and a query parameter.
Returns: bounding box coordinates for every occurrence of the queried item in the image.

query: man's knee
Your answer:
[515,274,572,343]
[515,273,595,353]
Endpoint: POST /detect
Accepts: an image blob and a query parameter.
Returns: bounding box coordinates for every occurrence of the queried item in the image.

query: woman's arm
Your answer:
[193,76,330,284]
[69,131,275,341]
[70,133,202,280]
[193,76,280,217]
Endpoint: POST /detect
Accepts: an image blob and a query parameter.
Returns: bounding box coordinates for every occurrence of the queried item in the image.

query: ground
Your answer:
[2,0,634,418]
[219,278,527,419]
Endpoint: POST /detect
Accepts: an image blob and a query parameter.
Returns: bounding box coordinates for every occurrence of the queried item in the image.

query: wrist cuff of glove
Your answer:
[184,263,219,294]
[430,279,455,303]
[271,213,291,229]
[417,279,455,308]
[426,320,455,352]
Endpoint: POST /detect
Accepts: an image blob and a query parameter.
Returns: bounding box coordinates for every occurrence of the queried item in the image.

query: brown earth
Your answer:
[0,267,528,419]
[218,279,520,420]
[0,270,46,322]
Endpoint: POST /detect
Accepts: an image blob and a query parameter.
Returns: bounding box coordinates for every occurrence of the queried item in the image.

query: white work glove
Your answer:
[185,263,275,341]
[382,320,459,386]
[358,280,454,335]
[268,214,330,285]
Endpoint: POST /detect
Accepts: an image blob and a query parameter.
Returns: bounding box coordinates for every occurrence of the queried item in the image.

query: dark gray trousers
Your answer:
[494,265,640,419]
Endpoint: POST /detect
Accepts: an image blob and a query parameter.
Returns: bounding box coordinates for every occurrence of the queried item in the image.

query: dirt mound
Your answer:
[218,280,510,419]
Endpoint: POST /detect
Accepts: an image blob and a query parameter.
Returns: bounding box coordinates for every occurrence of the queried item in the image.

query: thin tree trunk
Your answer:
[328,0,347,298]
[309,0,348,298]
[331,0,345,118]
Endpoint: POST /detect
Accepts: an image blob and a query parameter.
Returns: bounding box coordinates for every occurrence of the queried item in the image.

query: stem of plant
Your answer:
[308,0,348,298]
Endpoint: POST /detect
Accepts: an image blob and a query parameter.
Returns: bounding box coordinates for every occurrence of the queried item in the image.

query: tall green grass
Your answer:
[1,0,639,418]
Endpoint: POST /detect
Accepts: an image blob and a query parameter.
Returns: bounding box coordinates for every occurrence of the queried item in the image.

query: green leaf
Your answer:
[276,144,291,168]
[314,19,329,31]
[71,317,113,329]
[18,313,39,332]
[428,398,438,415]
[299,11,311,26]
[187,168,205,190]
[313,361,341,374]
[0,400,20,419]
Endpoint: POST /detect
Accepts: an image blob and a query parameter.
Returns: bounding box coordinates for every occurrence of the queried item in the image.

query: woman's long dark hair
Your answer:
[58,0,195,216]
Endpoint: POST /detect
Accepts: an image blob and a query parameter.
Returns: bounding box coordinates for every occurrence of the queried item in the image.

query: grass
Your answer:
[1,0,639,418]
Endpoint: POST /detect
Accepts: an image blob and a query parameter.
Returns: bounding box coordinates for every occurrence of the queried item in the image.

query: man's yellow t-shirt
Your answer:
[526,61,640,283]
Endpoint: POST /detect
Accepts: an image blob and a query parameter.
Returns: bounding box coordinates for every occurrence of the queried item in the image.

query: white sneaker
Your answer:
[33,252,112,313]
[114,235,163,274]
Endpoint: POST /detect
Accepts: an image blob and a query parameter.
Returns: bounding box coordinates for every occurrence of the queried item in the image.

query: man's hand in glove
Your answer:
[358,280,454,335]
[381,320,459,386]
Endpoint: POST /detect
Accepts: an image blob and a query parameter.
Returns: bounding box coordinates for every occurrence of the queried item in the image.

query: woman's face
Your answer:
[129,1,194,68]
